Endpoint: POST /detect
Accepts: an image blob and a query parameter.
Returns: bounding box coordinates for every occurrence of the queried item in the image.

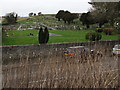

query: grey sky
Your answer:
[1,0,92,17]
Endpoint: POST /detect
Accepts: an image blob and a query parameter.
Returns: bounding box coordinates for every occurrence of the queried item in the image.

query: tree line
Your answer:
[80,1,120,28]
[55,1,120,28]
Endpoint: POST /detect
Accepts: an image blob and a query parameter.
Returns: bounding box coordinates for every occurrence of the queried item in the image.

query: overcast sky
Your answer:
[1,0,92,17]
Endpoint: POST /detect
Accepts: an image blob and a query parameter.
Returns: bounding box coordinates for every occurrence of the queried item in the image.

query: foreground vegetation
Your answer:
[2,45,119,88]
[2,29,118,45]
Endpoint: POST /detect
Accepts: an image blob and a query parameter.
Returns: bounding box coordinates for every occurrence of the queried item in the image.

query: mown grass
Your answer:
[2,30,38,45]
[2,30,118,45]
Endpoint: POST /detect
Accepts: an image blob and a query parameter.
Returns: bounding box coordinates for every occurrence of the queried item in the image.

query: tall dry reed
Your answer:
[2,46,119,88]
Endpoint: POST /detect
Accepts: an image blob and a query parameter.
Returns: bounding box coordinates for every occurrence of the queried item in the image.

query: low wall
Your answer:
[2,40,119,62]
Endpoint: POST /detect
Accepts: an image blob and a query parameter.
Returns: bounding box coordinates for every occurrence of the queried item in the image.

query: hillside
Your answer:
[2,14,119,45]
[16,14,83,30]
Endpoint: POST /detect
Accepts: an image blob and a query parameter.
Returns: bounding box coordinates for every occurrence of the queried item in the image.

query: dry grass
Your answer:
[2,46,119,88]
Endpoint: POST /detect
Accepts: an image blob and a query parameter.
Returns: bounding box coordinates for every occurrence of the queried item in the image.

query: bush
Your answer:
[86,32,102,41]
[103,27,114,35]
[96,28,103,33]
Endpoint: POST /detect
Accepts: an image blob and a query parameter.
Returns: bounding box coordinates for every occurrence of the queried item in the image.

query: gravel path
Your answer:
[49,33,62,36]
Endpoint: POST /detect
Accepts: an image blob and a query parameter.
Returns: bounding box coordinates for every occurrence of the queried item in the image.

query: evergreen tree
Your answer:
[38,27,49,44]
[44,27,49,43]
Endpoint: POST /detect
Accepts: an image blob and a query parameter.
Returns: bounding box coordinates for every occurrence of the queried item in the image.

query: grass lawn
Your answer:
[2,29,118,45]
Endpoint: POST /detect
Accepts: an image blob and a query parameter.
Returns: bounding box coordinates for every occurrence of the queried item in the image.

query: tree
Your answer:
[62,11,71,24]
[62,12,78,24]
[38,27,49,44]
[80,11,108,28]
[56,10,78,24]
[38,27,44,43]
[38,12,42,16]
[34,13,36,16]
[71,13,79,22]
[89,1,120,26]
[55,10,65,21]
[4,12,18,24]
[29,12,33,17]
[80,13,87,25]
[44,27,49,43]
[80,12,94,28]
[114,17,120,30]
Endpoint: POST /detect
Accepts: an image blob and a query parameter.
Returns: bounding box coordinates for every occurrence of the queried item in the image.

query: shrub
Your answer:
[96,28,103,33]
[86,32,102,41]
[103,27,114,35]
[38,27,49,44]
